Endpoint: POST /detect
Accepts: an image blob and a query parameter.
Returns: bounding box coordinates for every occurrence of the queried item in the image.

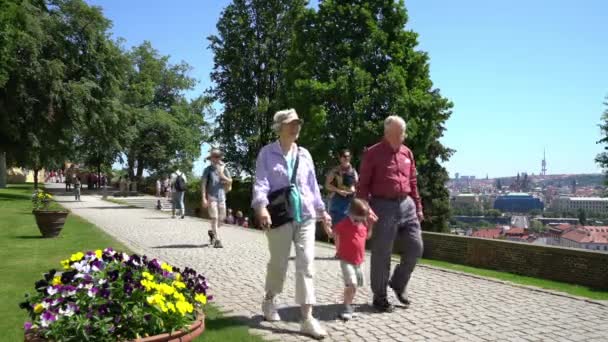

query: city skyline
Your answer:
[88,0,608,177]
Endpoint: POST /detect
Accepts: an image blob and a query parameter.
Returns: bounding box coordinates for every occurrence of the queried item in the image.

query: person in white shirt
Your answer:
[171,169,187,219]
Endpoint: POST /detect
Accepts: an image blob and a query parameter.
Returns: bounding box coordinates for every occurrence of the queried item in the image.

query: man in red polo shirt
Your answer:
[357,115,424,313]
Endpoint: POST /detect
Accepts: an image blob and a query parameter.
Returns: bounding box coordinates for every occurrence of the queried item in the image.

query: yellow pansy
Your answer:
[60,259,71,270]
[142,272,154,281]
[34,303,44,313]
[51,276,62,286]
[140,279,158,292]
[160,262,173,272]
[166,302,176,313]
[176,301,193,316]
[172,291,185,302]
[195,294,207,305]
[70,252,84,262]
[158,283,175,296]
[175,273,182,282]
[146,293,165,305]
[172,281,186,289]
[95,250,102,259]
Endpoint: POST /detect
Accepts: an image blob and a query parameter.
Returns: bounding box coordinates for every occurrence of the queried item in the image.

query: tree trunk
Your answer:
[136,160,144,186]
[0,151,6,188]
[33,168,39,189]
[97,162,102,189]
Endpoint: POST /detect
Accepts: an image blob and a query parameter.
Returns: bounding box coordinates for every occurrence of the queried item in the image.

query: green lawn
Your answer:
[420,258,608,300]
[0,184,264,342]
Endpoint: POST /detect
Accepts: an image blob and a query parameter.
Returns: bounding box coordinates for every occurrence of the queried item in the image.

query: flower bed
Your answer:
[20,248,210,341]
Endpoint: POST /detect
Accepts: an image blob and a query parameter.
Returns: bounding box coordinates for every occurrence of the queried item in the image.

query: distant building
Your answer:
[472,228,503,239]
[559,226,608,252]
[451,193,482,210]
[551,196,608,215]
[493,193,544,213]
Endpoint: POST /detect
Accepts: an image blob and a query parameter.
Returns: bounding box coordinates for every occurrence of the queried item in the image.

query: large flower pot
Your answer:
[132,314,205,342]
[32,210,69,238]
[24,314,205,342]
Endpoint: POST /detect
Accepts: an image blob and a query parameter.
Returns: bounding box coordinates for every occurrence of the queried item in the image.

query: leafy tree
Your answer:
[0,0,129,188]
[596,96,608,184]
[486,209,502,218]
[122,42,208,180]
[529,220,545,234]
[289,0,453,231]
[208,0,307,175]
[578,208,587,225]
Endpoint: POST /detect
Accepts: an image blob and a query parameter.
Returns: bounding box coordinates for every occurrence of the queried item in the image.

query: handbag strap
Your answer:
[290,148,300,185]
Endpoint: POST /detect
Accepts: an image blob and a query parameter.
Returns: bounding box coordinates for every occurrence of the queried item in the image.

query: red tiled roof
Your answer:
[555,224,573,231]
[505,227,526,235]
[472,228,502,239]
[562,226,608,244]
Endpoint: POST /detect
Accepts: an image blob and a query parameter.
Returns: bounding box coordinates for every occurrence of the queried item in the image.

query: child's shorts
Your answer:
[340,260,364,287]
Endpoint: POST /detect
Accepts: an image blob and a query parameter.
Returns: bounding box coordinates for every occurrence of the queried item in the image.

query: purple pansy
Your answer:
[24,322,33,331]
[40,311,57,327]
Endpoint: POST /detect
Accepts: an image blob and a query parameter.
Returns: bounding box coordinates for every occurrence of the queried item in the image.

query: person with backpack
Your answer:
[171,168,188,219]
[201,148,232,248]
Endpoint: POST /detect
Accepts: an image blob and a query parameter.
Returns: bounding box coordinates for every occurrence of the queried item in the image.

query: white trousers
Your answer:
[265,220,316,305]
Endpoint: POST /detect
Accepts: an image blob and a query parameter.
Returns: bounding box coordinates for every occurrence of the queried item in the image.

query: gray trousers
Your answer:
[370,197,423,299]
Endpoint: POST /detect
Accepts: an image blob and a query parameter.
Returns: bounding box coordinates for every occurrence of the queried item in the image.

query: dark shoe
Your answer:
[372,297,394,313]
[389,283,411,308]
[208,230,216,246]
[214,240,223,248]
[180,215,185,219]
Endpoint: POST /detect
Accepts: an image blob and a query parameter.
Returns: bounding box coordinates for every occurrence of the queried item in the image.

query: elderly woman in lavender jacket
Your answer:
[252,109,332,339]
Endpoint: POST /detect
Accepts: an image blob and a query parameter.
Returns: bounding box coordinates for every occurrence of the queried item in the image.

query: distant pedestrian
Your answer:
[74,177,82,201]
[242,217,249,228]
[201,148,232,248]
[65,170,72,192]
[163,177,171,198]
[325,149,358,225]
[171,168,187,219]
[357,115,423,312]
[156,179,161,197]
[225,208,235,225]
[235,210,244,226]
[333,198,374,320]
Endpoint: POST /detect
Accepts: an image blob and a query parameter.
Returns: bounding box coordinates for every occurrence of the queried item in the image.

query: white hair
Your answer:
[384,115,406,132]
[272,108,297,134]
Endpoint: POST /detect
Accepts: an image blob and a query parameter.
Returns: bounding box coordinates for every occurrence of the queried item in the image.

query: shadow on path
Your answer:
[152,244,210,249]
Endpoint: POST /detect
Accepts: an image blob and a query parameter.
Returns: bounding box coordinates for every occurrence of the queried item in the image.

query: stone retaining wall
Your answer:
[422,232,608,289]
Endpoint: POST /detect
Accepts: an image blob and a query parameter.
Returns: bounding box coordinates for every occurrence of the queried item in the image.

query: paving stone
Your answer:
[53,186,608,342]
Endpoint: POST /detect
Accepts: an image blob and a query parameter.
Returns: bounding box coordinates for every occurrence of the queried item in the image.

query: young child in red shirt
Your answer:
[333,198,375,320]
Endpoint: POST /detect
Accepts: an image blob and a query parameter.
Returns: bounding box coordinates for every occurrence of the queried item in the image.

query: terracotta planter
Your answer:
[32,210,69,238]
[132,314,205,342]
[24,314,205,342]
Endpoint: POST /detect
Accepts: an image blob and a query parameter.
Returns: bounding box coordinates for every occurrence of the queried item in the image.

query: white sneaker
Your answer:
[262,298,281,322]
[301,317,327,340]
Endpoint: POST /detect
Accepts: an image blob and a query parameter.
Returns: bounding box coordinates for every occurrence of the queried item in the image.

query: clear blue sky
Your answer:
[89,0,608,178]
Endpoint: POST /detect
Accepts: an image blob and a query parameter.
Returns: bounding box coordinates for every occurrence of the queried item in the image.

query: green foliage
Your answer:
[123,43,210,179]
[596,96,608,184]
[208,0,308,175]
[529,220,545,233]
[578,208,587,225]
[210,0,453,232]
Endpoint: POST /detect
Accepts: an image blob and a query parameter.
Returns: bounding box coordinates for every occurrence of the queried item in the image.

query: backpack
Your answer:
[175,174,186,192]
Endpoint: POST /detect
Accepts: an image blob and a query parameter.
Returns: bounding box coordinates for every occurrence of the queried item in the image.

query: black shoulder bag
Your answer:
[267,148,300,228]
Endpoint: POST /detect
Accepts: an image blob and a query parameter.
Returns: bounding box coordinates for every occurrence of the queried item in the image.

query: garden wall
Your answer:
[422,232,608,289]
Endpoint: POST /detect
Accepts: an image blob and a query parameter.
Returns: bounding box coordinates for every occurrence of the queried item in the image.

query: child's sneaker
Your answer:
[340,304,355,321]
[262,298,281,322]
